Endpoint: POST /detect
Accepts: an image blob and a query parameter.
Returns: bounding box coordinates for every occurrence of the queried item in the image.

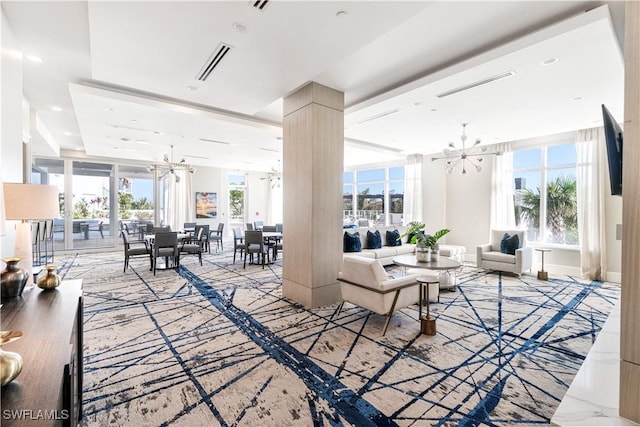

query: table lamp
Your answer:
[2,183,60,284]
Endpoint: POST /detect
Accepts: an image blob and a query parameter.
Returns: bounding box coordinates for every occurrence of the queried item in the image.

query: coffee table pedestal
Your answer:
[417,276,438,336]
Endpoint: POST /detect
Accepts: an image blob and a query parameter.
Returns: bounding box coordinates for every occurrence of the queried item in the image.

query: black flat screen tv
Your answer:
[602,104,623,196]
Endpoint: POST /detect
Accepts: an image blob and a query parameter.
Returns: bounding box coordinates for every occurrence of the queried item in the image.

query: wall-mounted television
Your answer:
[602,104,623,196]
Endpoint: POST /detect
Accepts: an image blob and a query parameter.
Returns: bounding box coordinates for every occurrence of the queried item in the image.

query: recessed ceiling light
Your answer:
[51,106,62,112]
[413,102,422,106]
[64,131,72,136]
[25,54,42,63]
[573,96,583,101]
[232,22,248,33]
[135,140,149,145]
[152,131,164,135]
[186,85,198,91]
[336,10,348,21]
[275,136,282,141]
[130,119,137,123]
[542,58,558,65]
[105,107,115,112]
[430,108,438,112]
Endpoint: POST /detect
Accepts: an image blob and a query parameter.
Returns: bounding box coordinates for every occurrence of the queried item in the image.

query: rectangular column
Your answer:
[620,1,640,422]
[282,82,344,308]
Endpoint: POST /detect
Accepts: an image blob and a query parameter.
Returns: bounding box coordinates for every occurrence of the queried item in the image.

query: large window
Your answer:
[513,143,578,245]
[228,173,246,229]
[343,165,404,226]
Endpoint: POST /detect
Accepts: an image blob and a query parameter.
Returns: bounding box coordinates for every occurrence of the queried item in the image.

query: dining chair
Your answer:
[254,221,264,231]
[179,226,204,266]
[262,225,276,232]
[210,223,224,252]
[232,227,244,264]
[246,223,254,231]
[155,225,172,233]
[275,223,283,233]
[195,224,210,253]
[152,231,180,275]
[244,230,269,269]
[183,222,196,233]
[122,229,151,273]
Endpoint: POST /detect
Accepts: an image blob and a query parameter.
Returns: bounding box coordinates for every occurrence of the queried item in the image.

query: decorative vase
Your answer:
[1,258,29,299]
[430,249,440,262]
[416,245,430,263]
[37,265,61,290]
[0,330,23,386]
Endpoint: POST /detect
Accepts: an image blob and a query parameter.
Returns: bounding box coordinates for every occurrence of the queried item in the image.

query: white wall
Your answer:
[438,134,623,282]
[1,8,25,259]
[190,166,273,237]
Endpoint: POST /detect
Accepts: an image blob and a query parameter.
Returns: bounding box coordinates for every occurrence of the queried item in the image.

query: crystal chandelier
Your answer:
[147,145,195,182]
[431,123,502,174]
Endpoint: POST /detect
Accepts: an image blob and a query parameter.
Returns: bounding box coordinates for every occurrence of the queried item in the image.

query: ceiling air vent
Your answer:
[200,138,232,145]
[196,43,233,82]
[250,0,269,11]
[436,70,517,98]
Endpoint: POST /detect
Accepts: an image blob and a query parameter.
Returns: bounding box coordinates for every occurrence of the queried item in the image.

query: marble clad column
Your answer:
[282,82,344,308]
[620,1,640,423]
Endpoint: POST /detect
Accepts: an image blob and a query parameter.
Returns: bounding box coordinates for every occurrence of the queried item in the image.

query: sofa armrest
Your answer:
[515,247,533,272]
[477,243,491,261]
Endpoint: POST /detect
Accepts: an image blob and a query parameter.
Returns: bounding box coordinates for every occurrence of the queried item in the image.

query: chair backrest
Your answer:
[195,224,210,241]
[262,225,276,232]
[233,227,243,241]
[184,222,196,230]
[194,226,204,241]
[45,219,54,239]
[339,256,389,287]
[246,223,254,231]
[254,221,264,230]
[122,229,132,247]
[216,222,224,232]
[154,232,178,254]
[155,225,171,233]
[244,230,264,247]
[490,229,526,251]
[275,223,283,233]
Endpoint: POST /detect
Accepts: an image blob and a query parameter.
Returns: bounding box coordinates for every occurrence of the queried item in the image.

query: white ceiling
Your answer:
[2,1,625,172]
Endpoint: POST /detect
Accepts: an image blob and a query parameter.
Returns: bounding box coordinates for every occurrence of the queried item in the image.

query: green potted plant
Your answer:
[420,228,451,261]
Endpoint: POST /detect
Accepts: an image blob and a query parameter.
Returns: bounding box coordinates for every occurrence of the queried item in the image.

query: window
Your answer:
[513,143,578,245]
[343,165,404,226]
[228,173,246,228]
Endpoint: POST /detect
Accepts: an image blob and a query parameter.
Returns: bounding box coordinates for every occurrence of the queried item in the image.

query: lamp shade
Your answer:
[2,183,60,220]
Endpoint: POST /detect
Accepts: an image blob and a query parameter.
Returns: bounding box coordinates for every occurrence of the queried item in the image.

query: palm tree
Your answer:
[517,175,577,244]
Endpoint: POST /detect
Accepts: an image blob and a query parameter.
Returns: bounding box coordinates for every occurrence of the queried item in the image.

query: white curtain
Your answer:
[162,170,194,231]
[403,154,423,224]
[490,142,515,228]
[576,127,606,280]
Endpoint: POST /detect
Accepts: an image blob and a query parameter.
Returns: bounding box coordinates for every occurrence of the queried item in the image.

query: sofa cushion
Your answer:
[500,233,520,255]
[371,247,398,259]
[366,230,382,249]
[343,231,362,252]
[482,251,516,264]
[386,229,402,247]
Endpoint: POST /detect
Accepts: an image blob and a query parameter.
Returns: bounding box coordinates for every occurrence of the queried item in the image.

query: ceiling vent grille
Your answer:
[250,0,269,11]
[200,138,232,145]
[436,70,517,98]
[196,43,233,81]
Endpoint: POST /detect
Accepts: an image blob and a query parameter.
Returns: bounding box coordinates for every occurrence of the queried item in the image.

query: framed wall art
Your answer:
[196,192,217,218]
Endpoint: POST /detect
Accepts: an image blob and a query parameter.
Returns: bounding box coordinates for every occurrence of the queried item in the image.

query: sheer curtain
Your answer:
[162,170,194,231]
[490,142,515,228]
[576,127,606,280]
[403,154,423,224]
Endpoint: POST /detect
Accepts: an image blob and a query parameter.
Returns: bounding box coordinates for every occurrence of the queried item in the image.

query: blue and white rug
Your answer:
[57,250,619,426]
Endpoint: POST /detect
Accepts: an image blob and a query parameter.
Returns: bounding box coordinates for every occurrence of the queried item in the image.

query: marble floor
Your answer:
[551,300,639,426]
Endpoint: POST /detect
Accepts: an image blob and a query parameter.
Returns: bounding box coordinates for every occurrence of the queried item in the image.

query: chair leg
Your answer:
[382,290,402,336]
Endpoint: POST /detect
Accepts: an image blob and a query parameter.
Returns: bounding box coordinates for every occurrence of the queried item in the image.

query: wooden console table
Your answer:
[1,280,83,427]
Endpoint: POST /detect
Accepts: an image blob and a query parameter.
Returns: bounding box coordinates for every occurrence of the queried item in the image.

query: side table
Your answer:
[535,248,551,280]
[416,276,439,335]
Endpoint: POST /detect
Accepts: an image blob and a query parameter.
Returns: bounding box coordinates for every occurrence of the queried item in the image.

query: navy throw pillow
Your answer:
[343,231,362,252]
[500,233,520,255]
[366,230,382,249]
[386,229,402,247]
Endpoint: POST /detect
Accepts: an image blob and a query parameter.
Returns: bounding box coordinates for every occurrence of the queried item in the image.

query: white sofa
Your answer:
[343,225,466,265]
[337,256,429,335]
[477,229,533,276]
[343,225,415,265]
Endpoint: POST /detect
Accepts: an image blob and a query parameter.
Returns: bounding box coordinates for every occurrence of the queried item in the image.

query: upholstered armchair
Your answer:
[337,256,421,335]
[477,229,532,276]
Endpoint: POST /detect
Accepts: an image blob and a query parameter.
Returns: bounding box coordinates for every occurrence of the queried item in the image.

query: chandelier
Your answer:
[261,160,282,188]
[431,123,502,174]
[147,145,196,182]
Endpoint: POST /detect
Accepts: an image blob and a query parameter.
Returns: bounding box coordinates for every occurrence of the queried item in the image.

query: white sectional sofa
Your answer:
[343,225,466,265]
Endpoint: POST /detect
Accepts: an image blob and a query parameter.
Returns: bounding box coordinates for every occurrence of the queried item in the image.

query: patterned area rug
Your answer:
[57,249,619,426]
